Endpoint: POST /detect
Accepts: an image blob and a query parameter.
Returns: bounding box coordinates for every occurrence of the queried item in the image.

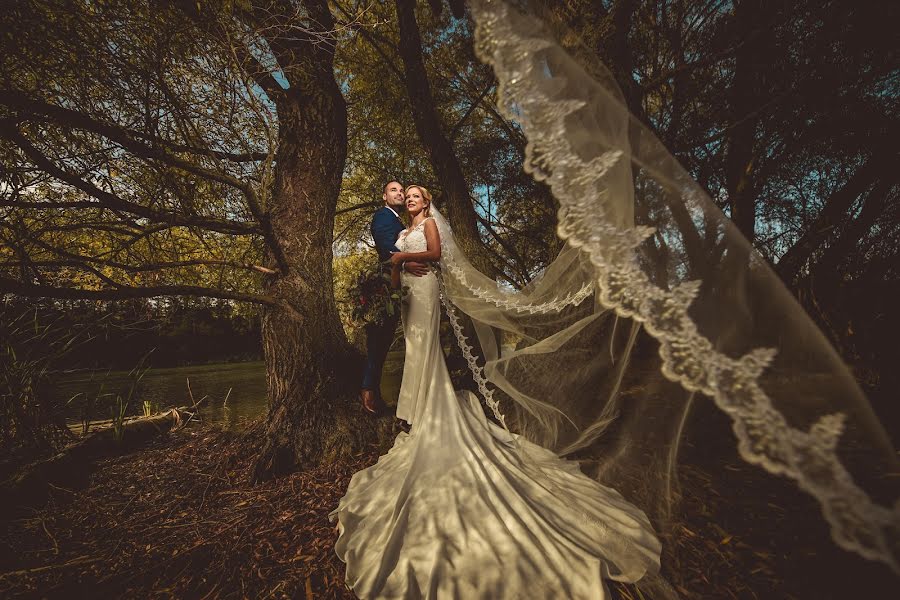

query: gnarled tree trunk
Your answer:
[249,1,392,482]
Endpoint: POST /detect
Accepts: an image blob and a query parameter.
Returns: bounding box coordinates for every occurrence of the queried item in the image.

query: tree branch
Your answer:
[332,1,406,81]
[776,153,895,284]
[813,177,897,280]
[134,136,270,163]
[0,92,253,193]
[0,125,259,236]
[473,212,532,285]
[167,0,284,99]
[449,82,494,142]
[227,37,286,100]
[335,200,382,216]
[1,95,290,272]
[395,0,497,278]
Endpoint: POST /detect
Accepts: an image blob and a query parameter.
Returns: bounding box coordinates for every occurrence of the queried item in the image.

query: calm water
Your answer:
[55,351,405,432]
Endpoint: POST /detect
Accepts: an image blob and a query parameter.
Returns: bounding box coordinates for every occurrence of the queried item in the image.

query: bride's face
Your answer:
[405,187,428,215]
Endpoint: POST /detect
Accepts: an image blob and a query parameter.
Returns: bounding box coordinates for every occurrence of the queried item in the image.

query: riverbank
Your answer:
[53,354,406,434]
[54,361,269,434]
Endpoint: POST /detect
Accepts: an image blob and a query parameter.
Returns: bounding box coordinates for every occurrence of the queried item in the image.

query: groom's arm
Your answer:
[398,219,437,277]
[372,212,429,277]
[390,219,441,273]
[403,261,430,276]
[371,213,401,260]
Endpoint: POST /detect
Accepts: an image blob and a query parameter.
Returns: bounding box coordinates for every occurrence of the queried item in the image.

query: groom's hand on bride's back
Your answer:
[404,261,430,277]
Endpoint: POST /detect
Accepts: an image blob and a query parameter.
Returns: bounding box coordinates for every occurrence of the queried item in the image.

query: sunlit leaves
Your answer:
[0,0,273,300]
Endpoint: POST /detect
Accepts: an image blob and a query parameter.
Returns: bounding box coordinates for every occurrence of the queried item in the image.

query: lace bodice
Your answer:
[397,217,433,253]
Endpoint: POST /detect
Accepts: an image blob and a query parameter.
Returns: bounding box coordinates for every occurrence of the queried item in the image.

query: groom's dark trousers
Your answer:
[361,207,405,395]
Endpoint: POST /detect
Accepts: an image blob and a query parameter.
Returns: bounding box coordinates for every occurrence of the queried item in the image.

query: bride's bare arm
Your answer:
[391,262,401,288]
[389,219,441,265]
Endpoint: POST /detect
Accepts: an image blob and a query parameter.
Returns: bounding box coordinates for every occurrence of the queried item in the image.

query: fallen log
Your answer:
[0,403,202,514]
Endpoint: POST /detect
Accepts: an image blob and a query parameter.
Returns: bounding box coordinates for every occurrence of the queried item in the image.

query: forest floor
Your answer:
[0,419,365,599]
[0,417,896,599]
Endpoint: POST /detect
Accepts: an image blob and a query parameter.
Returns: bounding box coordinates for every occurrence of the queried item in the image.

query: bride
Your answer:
[328,185,662,599]
[330,0,899,597]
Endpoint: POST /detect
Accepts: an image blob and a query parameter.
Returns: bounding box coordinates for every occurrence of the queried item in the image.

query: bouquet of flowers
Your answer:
[348,256,409,328]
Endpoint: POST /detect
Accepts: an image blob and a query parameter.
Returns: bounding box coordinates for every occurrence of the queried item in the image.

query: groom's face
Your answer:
[383,181,406,210]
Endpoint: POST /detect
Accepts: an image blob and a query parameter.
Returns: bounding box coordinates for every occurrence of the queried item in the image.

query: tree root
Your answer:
[250,397,398,484]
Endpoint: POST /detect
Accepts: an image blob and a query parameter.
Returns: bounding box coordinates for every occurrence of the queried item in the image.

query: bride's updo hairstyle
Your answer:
[406,184,432,218]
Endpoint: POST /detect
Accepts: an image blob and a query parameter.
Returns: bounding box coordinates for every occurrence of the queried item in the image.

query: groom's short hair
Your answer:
[383,180,402,194]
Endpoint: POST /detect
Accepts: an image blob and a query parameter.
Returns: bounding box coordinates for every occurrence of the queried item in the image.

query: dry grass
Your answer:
[0,420,368,599]
[0,419,895,599]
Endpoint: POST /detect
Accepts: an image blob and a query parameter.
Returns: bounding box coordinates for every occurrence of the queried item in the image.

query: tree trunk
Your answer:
[776,153,892,285]
[251,2,393,482]
[604,0,644,122]
[723,0,771,244]
[395,0,496,278]
[393,0,503,398]
[812,175,896,283]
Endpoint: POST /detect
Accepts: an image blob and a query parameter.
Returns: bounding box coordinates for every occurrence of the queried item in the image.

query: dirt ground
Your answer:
[0,418,895,599]
[1,420,364,599]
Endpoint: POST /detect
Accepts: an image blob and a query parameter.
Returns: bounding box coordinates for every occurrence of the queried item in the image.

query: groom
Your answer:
[360,180,429,414]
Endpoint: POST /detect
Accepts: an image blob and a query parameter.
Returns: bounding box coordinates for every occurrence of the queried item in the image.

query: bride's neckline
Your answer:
[402,216,433,235]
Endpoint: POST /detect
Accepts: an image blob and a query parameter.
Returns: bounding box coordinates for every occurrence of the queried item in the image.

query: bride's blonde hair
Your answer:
[405,184,432,217]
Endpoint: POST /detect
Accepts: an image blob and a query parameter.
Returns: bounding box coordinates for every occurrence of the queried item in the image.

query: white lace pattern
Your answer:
[468,0,899,572]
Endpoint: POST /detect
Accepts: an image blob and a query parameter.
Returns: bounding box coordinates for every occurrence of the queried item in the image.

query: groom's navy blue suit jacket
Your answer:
[371,206,405,264]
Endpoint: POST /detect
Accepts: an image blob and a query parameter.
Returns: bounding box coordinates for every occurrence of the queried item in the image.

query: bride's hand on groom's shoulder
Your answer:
[404,261,430,277]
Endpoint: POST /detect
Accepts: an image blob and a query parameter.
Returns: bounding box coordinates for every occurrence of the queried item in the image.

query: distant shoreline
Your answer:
[47,359,266,378]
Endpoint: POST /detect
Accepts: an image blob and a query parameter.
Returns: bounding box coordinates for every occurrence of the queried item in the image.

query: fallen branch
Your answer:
[0,555,100,579]
[0,399,208,513]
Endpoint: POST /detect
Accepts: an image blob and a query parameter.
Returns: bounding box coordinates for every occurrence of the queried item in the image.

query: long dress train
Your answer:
[329,219,662,599]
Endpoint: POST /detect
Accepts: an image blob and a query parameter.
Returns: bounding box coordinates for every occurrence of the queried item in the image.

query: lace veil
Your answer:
[427,0,899,595]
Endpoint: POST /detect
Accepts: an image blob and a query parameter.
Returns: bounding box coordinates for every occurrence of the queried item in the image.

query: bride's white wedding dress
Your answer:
[329,218,662,599]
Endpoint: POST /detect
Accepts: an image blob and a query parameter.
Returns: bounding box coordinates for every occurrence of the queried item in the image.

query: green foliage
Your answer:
[110,350,152,443]
[0,306,92,456]
[142,399,156,418]
[334,250,409,343]
[350,258,409,326]
[0,0,895,416]
[0,0,272,301]
[333,1,559,287]
[110,395,128,444]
